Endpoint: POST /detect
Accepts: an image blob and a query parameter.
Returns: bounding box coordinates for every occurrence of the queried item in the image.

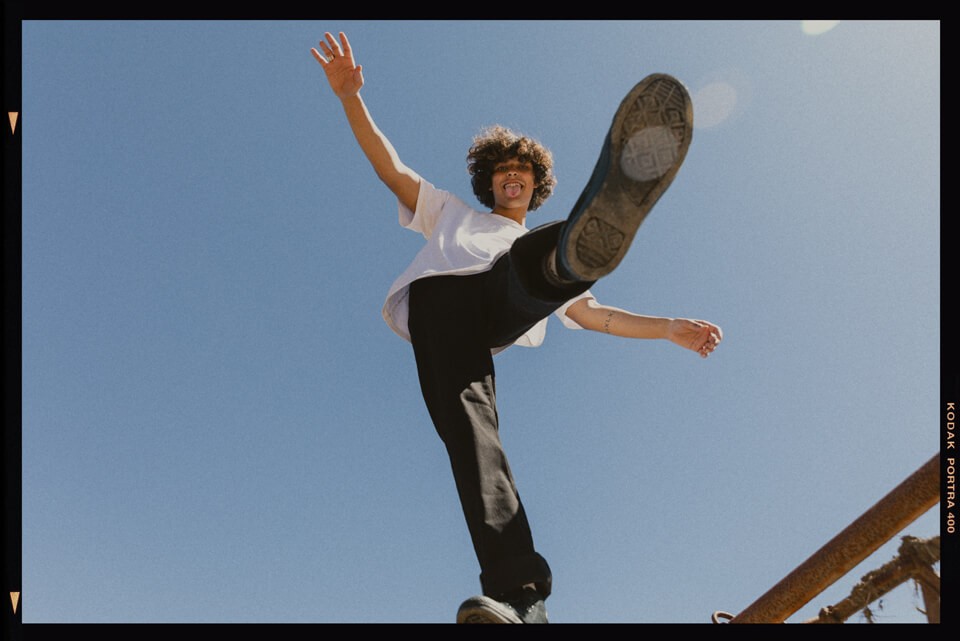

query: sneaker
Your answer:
[456,588,549,624]
[557,73,694,282]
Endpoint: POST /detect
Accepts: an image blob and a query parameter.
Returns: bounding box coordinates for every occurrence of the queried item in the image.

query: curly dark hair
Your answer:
[466,125,557,212]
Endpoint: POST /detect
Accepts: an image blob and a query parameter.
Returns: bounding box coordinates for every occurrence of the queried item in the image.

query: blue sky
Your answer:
[20,20,941,624]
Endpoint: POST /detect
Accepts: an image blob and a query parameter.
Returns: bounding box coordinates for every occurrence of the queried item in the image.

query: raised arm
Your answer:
[311,32,421,212]
[565,298,722,358]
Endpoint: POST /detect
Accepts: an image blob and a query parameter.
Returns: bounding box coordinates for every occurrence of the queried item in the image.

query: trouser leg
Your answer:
[407,221,594,599]
[486,221,594,349]
[409,273,552,598]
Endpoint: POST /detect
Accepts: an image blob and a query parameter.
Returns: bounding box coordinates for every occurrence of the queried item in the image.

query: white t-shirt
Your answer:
[382,180,593,353]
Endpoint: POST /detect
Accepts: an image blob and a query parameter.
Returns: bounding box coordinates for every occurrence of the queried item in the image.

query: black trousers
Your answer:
[407,221,593,599]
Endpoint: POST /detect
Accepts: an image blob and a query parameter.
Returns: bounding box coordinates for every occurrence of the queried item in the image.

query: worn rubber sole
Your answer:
[558,74,693,282]
[456,595,523,623]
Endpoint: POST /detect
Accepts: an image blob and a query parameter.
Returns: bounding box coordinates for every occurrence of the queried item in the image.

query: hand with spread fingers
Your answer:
[311,31,364,100]
[667,318,723,358]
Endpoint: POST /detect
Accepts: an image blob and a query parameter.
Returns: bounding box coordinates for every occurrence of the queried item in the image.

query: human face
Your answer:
[490,158,536,214]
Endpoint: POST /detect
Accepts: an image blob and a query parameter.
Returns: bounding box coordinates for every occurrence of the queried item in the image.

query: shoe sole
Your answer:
[559,74,693,281]
[456,596,523,624]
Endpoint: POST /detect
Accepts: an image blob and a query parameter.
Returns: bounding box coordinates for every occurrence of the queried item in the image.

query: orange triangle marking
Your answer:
[10,591,19,614]
[8,112,18,134]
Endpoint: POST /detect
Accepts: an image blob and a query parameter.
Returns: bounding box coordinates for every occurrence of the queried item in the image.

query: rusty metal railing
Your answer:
[714,453,939,624]
[804,534,940,623]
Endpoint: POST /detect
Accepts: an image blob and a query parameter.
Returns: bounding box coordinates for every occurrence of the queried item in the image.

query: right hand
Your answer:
[311,31,364,100]
[667,318,723,358]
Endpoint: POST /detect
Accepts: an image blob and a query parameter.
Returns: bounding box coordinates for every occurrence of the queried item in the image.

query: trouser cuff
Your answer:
[480,552,552,599]
[510,221,595,302]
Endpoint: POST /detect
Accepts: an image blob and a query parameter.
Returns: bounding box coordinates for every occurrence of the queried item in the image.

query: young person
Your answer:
[312,31,722,624]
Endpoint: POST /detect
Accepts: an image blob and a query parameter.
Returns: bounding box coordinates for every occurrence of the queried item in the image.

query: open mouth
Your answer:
[503,181,523,198]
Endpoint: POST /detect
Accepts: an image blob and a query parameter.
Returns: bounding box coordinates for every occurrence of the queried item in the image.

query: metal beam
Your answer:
[804,536,940,623]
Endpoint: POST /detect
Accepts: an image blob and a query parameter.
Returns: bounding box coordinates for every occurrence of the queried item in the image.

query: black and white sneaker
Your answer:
[557,74,694,282]
[456,588,548,624]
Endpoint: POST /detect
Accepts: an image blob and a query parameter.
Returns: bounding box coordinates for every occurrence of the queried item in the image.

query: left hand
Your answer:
[667,319,723,358]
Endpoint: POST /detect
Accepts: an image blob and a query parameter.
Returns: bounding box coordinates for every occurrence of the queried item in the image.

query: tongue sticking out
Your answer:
[504,183,522,199]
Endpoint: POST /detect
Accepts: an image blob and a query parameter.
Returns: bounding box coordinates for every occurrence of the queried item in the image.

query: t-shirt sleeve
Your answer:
[554,290,596,330]
[398,179,448,239]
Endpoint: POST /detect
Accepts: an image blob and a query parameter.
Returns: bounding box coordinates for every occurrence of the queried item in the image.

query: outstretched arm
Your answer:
[565,298,722,358]
[311,32,421,212]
